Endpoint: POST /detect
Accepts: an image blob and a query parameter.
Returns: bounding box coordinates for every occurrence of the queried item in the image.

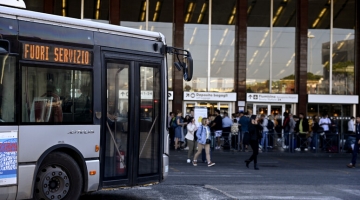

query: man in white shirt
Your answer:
[319,113,332,151]
[319,114,331,133]
[348,116,355,134]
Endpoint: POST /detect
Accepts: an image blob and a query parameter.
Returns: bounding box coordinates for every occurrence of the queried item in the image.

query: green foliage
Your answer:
[324,61,354,74]
[280,72,322,81]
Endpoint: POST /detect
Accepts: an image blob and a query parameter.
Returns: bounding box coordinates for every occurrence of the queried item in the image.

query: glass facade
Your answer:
[246,0,271,93]
[332,0,355,95]
[246,0,295,94]
[121,0,173,90]
[184,23,209,92]
[307,0,355,95]
[210,0,235,92]
[272,0,296,94]
[184,0,235,92]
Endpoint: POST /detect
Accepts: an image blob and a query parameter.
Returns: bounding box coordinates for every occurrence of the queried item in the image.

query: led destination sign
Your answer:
[22,43,92,65]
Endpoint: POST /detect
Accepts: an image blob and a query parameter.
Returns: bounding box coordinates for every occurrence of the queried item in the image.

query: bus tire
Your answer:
[34,152,83,200]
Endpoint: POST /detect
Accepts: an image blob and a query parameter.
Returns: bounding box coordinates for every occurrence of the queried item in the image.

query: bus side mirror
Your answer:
[166,46,193,82]
[174,55,193,81]
[0,40,10,55]
[182,56,193,82]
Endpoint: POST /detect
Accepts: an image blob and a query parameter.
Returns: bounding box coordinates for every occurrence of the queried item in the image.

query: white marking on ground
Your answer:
[341,189,360,196]
[205,185,238,199]
[236,196,341,200]
[169,174,262,177]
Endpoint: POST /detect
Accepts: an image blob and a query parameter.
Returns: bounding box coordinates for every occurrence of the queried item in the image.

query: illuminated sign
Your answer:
[22,43,92,65]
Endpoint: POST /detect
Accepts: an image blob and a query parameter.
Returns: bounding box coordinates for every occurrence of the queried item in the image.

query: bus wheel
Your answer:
[34,152,83,200]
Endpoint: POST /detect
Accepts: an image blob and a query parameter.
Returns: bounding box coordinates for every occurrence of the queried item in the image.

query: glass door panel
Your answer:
[270,105,284,117]
[138,65,160,175]
[254,104,268,116]
[185,103,195,116]
[104,62,129,178]
[220,103,229,115]
[270,105,285,125]
[204,102,217,116]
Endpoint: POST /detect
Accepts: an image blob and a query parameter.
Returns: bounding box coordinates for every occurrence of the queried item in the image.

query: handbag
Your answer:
[206,139,211,144]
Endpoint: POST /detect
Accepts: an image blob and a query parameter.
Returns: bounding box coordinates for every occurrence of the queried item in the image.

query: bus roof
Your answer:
[0,5,164,42]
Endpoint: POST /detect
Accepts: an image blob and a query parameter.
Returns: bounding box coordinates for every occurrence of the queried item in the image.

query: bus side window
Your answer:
[0,55,16,122]
[22,67,92,123]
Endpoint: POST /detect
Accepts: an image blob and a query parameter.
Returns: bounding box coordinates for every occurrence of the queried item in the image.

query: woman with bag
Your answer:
[174,111,187,150]
[245,115,262,170]
[181,115,191,149]
[186,117,198,163]
[192,118,215,167]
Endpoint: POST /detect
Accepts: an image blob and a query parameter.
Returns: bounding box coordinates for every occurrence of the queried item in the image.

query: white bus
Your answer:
[0,1,193,199]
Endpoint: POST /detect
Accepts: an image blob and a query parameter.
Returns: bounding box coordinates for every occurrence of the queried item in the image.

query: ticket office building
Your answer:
[25,0,359,134]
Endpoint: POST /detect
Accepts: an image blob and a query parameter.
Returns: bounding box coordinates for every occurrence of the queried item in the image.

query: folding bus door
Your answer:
[101,52,163,187]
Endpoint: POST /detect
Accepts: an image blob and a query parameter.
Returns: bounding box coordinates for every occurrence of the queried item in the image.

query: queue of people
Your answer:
[168,110,360,170]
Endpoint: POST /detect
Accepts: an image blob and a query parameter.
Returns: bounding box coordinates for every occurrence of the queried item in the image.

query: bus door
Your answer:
[101,51,163,187]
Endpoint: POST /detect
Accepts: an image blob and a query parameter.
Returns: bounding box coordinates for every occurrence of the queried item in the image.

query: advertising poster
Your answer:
[0,131,17,186]
[194,107,208,127]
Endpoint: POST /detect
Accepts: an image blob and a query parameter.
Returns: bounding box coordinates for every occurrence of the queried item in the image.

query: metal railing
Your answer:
[205,130,358,154]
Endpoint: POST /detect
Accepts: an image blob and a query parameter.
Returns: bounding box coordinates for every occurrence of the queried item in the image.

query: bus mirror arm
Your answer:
[164,46,193,82]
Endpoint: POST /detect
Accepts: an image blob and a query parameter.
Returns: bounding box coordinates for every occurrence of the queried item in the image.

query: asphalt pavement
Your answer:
[81,149,360,200]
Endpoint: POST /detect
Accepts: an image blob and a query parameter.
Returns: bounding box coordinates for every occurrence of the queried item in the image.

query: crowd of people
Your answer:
[168,110,360,169]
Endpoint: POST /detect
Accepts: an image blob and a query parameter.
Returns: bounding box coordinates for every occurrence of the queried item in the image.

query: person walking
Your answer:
[192,118,215,167]
[347,116,360,168]
[186,117,198,163]
[245,115,262,170]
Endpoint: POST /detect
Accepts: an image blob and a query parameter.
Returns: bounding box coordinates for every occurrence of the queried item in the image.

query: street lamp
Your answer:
[308,34,315,74]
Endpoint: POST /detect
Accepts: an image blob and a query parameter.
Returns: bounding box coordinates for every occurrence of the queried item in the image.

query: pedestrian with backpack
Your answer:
[192,118,215,167]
